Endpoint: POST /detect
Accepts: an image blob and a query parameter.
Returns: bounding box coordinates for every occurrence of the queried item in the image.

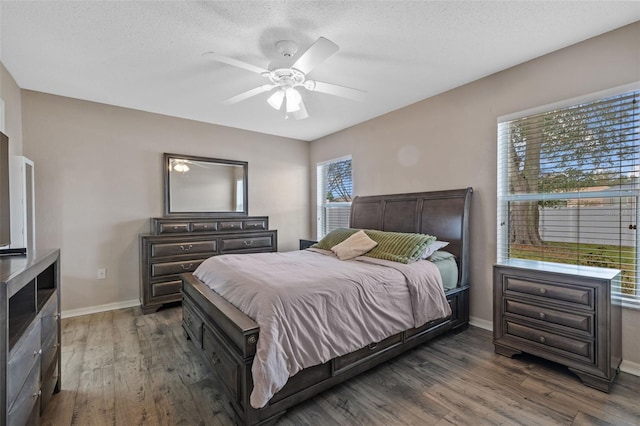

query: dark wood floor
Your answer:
[41,306,640,426]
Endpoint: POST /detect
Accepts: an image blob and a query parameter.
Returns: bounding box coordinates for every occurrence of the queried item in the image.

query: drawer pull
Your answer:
[244,240,254,246]
[181,263,193,270]
[211,351,220,364]
[180,244,193,251]
[172,226,179,230]
[539,288,547,294]
[539,336,546,343]
[186,317,193,326]
[539,312,546,319]
[33,390,42,398]
[368,342,378,350]
[34,349,42,357]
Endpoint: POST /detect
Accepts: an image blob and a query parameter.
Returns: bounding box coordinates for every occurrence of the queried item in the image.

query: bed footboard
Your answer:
[182,273,469,426]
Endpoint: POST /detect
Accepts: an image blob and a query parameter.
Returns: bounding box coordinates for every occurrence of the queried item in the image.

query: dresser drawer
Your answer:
[504,276,593,309]
[7,359,40,426]
[243,220,266,230]
[41,331,60,375]
[41,363,59,414]
[203,324,241,397]
[151,259,205,277]
[191,221,218,232]
[505,320,593,361]
[151,280,182,298]
[218,221,243,231]
[151,240,217,258]
[7,321,41,405]
[334,333,402,372]
[158,222,190,234]
[221,235,274,252]
[505,299,593,335]
[40,295,59,340]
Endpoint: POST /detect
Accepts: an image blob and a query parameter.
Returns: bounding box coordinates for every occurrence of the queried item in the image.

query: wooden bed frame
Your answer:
[181,187,472,425]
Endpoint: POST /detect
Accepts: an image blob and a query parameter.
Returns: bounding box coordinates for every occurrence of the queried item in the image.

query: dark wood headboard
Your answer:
[349,187,472,287]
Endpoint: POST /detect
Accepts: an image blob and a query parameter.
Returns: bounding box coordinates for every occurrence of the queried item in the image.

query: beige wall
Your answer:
[21,91,309,312]
[310,22,640,365]
[0,62,23,154]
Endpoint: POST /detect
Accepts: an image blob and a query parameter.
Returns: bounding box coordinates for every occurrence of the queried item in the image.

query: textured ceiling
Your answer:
[1,1,639,141]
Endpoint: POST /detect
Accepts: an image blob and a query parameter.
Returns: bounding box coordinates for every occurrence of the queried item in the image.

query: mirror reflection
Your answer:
[164,153,248,216]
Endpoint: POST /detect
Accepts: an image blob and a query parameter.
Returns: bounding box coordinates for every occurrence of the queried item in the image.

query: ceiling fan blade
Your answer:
[292,37,339,75]
[290,99,309,120]
[203,52,269,75]
[222,85,275,105]
[306,80,366,102]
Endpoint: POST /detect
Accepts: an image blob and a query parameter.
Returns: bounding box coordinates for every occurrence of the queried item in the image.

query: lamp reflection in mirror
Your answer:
[170,159,190,173]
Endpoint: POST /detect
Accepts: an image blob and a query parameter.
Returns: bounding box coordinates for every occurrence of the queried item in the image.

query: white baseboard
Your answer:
[61,299,140,319]
[620,360,640,377]
[469,316,492,331]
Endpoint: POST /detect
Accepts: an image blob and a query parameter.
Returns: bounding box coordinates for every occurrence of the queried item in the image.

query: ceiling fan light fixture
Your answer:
[285,88,302,113]
[267,89,285,110]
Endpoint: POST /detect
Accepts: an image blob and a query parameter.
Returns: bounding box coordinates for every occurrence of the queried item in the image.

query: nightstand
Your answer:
[299,239,317,250]
[493,259,622,392]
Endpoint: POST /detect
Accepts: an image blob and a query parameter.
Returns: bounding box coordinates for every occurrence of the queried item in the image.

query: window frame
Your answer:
[497,82,640,309]
[316,155,353,240]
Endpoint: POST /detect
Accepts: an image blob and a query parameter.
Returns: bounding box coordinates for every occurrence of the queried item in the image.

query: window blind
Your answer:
[497,89,640,307]
[317,156,352,239]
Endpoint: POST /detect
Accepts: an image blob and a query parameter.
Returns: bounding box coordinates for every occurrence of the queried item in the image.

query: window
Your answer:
[497,87,640,308]
[317,156,352,239]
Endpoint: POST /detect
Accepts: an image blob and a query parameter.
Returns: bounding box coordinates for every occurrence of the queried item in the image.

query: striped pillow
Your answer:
[313,228,435,264]
[363,229,435,264]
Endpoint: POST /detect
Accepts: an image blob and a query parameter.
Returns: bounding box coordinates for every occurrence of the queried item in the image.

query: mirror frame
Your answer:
[163,153,248,217]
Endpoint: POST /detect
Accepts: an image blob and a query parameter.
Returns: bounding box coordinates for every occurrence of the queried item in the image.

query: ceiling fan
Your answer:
[205,37,366,120]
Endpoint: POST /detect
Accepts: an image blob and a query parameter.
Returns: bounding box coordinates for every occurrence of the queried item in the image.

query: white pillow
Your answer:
[331,230,378,260]
[421,240,450,259]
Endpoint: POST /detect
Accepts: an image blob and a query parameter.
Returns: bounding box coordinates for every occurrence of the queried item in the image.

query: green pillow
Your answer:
[363,229,435,264]
[311,228,359,250]
[313,228,435,264]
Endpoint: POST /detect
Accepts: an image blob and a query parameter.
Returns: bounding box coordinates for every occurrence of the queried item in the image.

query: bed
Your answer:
[181,187,472,425]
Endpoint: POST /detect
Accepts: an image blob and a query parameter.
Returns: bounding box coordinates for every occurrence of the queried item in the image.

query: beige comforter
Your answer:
[193,249,451,408]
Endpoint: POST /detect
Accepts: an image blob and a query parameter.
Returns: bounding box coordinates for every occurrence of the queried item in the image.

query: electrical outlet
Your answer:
[97,268,106,280]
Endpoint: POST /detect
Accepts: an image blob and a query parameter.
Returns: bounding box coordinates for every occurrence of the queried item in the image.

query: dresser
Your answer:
[1,249,61,426]
[140,216,277,314]
[493,259,622,392]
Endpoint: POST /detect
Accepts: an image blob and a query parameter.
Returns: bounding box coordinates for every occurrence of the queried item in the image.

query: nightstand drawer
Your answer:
[505,299,593,335]
[505,320,593,361]
[151,259,205,277]
[151,240,217,258]
[504,276,593,309]
[221,236,274,252]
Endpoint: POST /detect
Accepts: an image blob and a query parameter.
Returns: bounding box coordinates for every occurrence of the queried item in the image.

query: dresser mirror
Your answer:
[164,153,248,217]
